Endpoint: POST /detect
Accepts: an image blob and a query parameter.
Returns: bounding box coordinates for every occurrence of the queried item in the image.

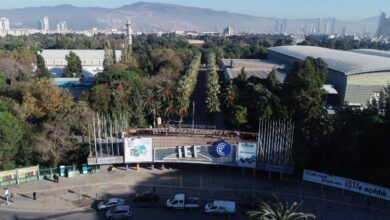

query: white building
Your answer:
[56,21,67,32]
[40,49,122,78]
[40,16,49,32]
[223,27,233,36]
[0,18,10,31]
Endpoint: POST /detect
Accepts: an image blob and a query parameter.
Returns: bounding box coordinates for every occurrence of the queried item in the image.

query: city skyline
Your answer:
[0,0,389,21]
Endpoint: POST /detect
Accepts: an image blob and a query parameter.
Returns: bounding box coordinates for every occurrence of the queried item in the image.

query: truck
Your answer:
[204,200,236,216]
[166,193,200,209]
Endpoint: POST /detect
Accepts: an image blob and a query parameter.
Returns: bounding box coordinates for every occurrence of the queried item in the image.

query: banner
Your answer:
[303,169,390,201]
[0,170,16,182]
[124,138,153,163]
[17,166,39,179]
[237,142,257,168]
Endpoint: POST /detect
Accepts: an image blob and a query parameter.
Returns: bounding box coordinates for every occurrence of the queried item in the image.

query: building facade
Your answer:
[40,49,122,78]
[40,16,49,32]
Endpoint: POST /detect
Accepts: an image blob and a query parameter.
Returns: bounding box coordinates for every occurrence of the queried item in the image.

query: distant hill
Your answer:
[0,2,380,34]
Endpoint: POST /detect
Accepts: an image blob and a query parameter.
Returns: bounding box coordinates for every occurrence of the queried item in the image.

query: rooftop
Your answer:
[268,46,390,75]
[351,49,390,58]
[220,59,286,82]
[40,49,122,60]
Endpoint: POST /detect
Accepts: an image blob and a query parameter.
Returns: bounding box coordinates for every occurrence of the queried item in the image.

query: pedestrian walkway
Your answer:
[0,165,389,219]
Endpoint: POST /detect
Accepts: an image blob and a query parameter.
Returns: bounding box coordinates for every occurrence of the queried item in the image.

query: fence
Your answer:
[0,164,101,187]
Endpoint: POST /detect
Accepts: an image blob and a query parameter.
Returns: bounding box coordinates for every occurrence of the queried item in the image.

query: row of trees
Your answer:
[205,52,221,114]
[176,53,201,124]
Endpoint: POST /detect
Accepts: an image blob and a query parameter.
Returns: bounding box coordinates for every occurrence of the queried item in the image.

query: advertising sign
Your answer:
[213,141,232,157]
[17,166,39,179]
[154,145,237,165]
[124,137,153,163]
[303,169,390,201]
[0,170,16,182]
[237,142,257,168]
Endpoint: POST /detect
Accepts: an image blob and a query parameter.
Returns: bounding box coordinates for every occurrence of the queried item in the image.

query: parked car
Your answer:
[133,191,159,202]
[166,193,199,209]
[105,205,132,219]
[97,198,125,210]
[205,200,236,216]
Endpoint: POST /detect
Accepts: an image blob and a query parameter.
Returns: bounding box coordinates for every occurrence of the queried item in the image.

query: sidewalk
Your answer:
[0,165,175,212]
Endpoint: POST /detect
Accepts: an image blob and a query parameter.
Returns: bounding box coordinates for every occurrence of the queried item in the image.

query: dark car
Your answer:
[133,191,159,202]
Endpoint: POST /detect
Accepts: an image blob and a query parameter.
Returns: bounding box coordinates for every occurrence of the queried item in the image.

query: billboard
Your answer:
[124,138,153,163]
[17,166,39,179]
[237,142,257,168]
[303,169,390,201]
[154,144,237,165]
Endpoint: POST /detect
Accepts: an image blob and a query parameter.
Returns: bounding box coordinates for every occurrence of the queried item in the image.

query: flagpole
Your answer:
[192,101,195,129]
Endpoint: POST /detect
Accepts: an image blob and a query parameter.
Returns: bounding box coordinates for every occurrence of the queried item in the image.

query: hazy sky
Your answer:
[0,0,389,20]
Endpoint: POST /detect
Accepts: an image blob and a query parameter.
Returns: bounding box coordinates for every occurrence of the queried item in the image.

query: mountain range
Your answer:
[0,2,380,34]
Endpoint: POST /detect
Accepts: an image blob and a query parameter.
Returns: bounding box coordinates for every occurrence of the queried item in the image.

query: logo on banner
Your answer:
[213,141,231,157]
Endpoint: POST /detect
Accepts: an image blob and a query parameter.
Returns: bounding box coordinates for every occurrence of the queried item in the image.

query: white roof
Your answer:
[351,49,390,58]
[322,84,338,94]
[268,46,390,75]
[40,49,121,60]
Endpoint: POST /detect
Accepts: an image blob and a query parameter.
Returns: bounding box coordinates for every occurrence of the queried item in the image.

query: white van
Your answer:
[204,200,236,215]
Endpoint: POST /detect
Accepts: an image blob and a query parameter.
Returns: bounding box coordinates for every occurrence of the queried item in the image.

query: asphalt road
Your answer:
[0,207,249,220]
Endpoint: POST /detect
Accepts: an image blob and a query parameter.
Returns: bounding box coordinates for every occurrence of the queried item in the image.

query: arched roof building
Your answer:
[268,45,390,106]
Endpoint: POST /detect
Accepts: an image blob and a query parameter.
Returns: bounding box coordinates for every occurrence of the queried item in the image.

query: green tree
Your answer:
[0,111,24,169]
[63,51,82,77]
[222,83,238,109]
[103,40,114,71]
[282,57,327,124]
[36,54,51,78]
[206,53,221,113]
[230,105,247,126]
[247,196,315,220]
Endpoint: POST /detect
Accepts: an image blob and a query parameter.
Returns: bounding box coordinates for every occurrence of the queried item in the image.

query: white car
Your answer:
[97,198,125,210]
[106,205,132,219]
[205,200,236,216]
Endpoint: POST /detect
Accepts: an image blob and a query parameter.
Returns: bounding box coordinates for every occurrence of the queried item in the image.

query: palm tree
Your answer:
[247,196,315,220]
[222,83,238,109]
[143,88,161,127]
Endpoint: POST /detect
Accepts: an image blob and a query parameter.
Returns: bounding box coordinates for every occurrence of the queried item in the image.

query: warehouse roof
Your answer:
[351,49,390,58]
[268,46,390,75]
[40,49,122,61]
[220,59,286,82]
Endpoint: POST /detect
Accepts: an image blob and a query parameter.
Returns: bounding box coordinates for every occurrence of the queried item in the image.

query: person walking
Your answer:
[4,188,9,205]
[33,192,36,200]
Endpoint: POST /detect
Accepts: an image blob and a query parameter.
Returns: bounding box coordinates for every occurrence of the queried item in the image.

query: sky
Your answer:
[0,0,389,21]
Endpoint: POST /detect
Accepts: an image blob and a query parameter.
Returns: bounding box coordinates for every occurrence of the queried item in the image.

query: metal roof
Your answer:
[226,69,286,82]
[351,49,390,58]
[40,49,122,60]
[268,46,390,75]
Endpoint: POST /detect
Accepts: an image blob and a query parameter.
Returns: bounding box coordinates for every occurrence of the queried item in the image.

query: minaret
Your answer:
[125,19,133,46]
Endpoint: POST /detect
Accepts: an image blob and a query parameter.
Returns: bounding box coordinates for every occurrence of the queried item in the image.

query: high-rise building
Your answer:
[125,19,133,45]
[57,21,67,32]
[377,12,390,37]
[40,16,49,31]
[0,17,10,31]
[331,18,336,35]
[342,26,347,36]
[223,27,233,36]
[317,18,323,35]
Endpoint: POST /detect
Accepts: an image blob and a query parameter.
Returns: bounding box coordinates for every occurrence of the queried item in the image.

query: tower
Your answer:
[40,16,49,32]
[125,19,133,46]
[376,12,390,37]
